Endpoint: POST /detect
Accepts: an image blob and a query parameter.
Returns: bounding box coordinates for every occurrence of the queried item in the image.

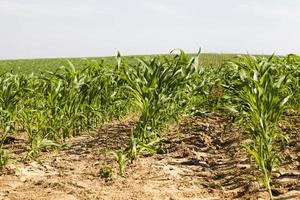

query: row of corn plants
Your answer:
[0,51,298,200]
[0,73,30,167]
[0,58,129,164]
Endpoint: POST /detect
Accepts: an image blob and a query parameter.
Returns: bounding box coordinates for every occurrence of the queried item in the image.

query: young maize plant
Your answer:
[0,73,29,168]
[120,50,198,161]
[231,55,291,199]
[189,63,223,116]
[280,54,300,109]
[21,109,60,160]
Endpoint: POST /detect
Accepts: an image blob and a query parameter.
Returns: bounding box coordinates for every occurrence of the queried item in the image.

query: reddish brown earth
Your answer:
[0,113,299,200]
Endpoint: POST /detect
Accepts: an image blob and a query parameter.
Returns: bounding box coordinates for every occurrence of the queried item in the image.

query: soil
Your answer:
[0,113,299,200]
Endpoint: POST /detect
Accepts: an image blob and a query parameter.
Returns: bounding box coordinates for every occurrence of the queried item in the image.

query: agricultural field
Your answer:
[0,51,299,200]
[0,53,235,74]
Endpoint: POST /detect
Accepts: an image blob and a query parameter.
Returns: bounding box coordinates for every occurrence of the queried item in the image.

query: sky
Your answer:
[0,0,300,59]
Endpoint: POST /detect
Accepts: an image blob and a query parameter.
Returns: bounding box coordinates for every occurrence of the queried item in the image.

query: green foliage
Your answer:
[0,57,128,162]
[120,50,199,160]
[229,55,292,199]
[0,73,30,167]
[0,49,298,200]
[0,54,233,74]
[27,135,60,160]
[113,150,126,176]
[0,148,10,169]
[279,54,300,109]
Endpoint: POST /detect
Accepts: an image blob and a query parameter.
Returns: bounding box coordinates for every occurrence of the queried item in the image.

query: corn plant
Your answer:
[279,54,300,109]
[113,150,126,176]
[189,63,223,116]
[230,55,291,199]
[0,73,29,168]
[120,50,198,160]
[0,148,9,169]
[22,109,60,160]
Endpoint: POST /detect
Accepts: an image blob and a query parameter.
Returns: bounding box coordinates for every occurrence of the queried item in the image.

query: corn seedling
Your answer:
[113,150,126,176]
[0,149,10,169]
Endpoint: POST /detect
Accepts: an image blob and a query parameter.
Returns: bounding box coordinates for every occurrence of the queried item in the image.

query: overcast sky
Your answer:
[0,0,299,59]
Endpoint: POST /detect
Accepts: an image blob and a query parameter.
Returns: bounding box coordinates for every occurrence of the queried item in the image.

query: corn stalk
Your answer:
[230,55,291,199]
